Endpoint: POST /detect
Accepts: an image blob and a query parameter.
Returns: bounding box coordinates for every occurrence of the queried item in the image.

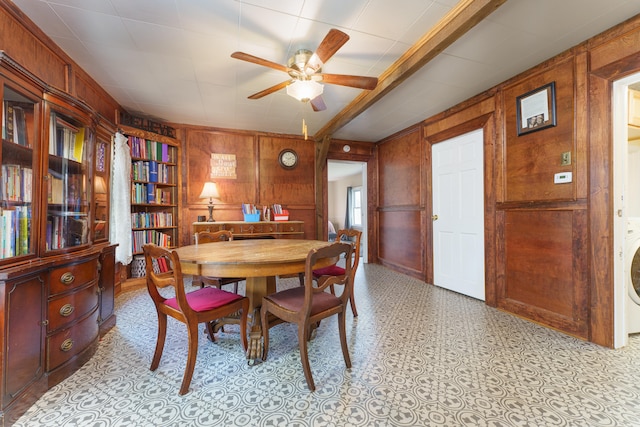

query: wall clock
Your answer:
[278,149,298,169]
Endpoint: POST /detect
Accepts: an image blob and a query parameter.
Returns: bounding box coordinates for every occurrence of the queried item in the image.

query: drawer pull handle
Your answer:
[60,272,75,285]
[60,304,74,317]
[60,339,74,352]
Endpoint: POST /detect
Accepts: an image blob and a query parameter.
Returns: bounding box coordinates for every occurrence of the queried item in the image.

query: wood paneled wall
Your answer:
[376,126,425,276]
[375,13,640,346]
[6,0,640,346]
[495,53,590,340]
[0,1,119,122]
[180,126,319,246]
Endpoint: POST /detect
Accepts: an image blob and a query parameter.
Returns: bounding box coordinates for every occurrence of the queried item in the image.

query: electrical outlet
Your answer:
[561,151,571,166]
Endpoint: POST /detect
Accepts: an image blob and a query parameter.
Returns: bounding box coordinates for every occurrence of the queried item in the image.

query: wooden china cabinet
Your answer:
[0,53,117,424]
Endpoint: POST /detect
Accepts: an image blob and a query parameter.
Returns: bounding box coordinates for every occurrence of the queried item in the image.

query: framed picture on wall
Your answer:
[516,81,557,136]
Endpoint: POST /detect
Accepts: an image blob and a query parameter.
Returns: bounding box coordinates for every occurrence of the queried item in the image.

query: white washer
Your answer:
[626,219,640,334]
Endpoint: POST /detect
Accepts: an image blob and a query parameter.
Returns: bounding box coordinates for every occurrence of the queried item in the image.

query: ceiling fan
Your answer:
[231,29,378,111]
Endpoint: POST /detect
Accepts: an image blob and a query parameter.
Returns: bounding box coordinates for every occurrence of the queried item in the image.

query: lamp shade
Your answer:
[199,182,220,200]
[286,80,324,102]
[94,175,107,194]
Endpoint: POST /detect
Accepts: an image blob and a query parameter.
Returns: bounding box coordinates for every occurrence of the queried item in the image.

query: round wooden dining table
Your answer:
[175,238,334,361]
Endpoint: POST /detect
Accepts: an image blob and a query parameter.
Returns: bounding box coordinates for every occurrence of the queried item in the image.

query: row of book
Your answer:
[151,256,170,273]
[131,212,174,229]
[132,183,173,205]
[242,203,258,214]
[0,206,30,259]
[128,136,173,162]
[1,165,32,203]
[131,160,173,184]
[48,115,85,162]
[45,215,88,250]
[48,172,84,206]
[3,100,34,148]
[132,229,172,254]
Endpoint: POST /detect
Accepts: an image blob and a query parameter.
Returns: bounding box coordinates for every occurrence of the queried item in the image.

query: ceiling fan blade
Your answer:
[317,73,378,90]
[247,80,292,99]
[310,95,327,112]
[231,51,292,74]
[305,28,350,75]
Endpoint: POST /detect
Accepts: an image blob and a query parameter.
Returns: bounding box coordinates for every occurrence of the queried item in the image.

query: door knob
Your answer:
[432,215,438,221]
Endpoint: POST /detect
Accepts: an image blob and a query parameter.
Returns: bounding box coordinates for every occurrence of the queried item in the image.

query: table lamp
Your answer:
[199,182,220,222]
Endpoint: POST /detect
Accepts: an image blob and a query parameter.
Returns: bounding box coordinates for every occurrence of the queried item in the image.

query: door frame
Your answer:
[326,161,368,263]
[425,114,496,306]
[612,71,640,347]
[431,128,485,300]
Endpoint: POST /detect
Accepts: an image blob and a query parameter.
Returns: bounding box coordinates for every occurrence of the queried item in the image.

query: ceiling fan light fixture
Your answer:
[286,80,324,102]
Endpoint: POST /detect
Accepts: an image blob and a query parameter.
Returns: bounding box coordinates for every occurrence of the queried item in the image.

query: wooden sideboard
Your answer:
[192,221,304,241]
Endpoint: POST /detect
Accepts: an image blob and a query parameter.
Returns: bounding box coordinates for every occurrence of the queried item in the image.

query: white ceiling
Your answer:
[11,0,640,142]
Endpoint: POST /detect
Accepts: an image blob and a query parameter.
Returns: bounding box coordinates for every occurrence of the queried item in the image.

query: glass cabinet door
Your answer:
[0,85,38,261]
[93,130,110,242]
[45,108,91,251]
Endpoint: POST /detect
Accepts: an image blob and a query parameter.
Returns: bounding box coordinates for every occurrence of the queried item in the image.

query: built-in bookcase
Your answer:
[0,53,117,424]
[44,106,91,252]
[123,127,179,255]
[0,85,37,259]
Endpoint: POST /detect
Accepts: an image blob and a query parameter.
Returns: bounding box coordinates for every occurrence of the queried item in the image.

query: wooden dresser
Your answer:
[192,221,304,241]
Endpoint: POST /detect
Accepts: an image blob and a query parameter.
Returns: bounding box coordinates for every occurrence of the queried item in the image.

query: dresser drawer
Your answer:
[233,223,277,235]
[193,223,222,234]
[277,222,303,233]
[47,308,99,371]
[48,283,99,333]
[50,258,98,295]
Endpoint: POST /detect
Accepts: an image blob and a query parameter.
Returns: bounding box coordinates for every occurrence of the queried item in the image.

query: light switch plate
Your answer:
[554,172,572,183]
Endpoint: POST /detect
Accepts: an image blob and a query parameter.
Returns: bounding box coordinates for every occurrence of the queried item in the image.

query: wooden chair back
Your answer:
[260,241,354,391]
[336,228,362,279]
[195,229,233,245]
[142,243,249,395]
[144,243,193,318]
[302,242,354,315]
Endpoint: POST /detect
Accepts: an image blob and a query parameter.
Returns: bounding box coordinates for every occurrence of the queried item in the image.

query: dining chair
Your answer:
[143,243,249,395]
[193,230,244,294]
[298,228,362,317]
[261,241,353,391]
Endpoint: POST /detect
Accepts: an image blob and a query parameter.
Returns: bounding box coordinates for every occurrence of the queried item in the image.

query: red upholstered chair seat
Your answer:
[302,228,362,317]
[164,287,244,312]
[265,287,342,316]
[143,244,249,395]
[312,264,345,277]
[260,242,354,391]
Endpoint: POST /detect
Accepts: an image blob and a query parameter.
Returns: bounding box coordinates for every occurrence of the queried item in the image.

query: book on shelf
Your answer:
[50,115,81,160]
[48,173,64,204]
[0,206,30,258]
[146,183,155,204]
[1,165,33,203]
[162,144,169,162]
[4,101,13,142]
[3,101,34,148]
[72,127,85,162]
[94,220,106,234]
[1,209,14,258]
[18,207,29,256]
[149,161,158,182]
[13,106,26,147]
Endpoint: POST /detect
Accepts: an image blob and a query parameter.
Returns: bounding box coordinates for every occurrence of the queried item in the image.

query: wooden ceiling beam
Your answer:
[313,0,508,145]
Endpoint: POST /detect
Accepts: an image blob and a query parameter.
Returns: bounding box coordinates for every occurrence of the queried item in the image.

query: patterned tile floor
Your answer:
[14,263,640,426]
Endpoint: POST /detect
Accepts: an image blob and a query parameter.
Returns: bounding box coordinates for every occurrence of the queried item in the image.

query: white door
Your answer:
[432,129,485,300]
